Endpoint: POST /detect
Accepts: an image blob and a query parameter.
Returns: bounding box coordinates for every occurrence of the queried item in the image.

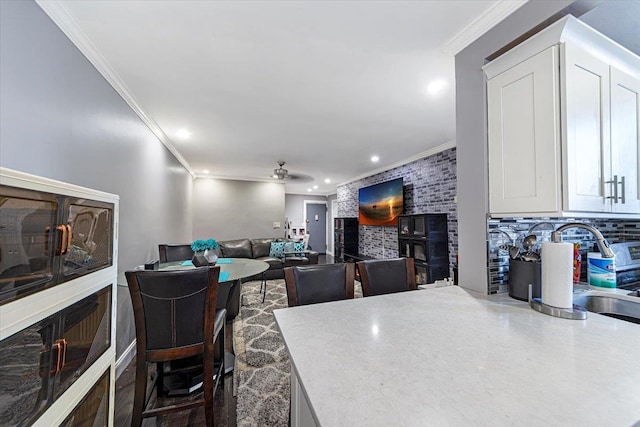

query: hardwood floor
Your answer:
[115,254,332,426]
[114,322,237,427]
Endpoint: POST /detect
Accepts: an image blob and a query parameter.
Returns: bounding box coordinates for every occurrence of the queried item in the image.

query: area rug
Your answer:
[233,278,362,427]
[233,279,290,427]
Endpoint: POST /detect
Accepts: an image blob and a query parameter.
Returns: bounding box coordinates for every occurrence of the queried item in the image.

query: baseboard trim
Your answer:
[116,340,136,379]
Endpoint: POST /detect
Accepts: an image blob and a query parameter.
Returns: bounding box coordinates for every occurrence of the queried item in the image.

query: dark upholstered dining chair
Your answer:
[125,266,226,427]
[356,257,417,297]
[284,263,355,307]
[158,243,194,263]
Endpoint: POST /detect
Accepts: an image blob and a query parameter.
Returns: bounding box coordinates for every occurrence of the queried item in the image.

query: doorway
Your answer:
[304,201,327,254]
[329,199,338,255]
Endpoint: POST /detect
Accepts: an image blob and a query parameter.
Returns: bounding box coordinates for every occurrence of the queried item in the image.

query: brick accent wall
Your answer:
[337,148,457,274]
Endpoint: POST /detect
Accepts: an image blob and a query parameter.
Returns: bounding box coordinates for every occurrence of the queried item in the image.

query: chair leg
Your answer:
[131,357,148,427]
[261,272,267,303]
[156,361,164,397]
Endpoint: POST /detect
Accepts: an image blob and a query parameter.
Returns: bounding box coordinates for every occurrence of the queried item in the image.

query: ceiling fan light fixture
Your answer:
[273,161,289,180]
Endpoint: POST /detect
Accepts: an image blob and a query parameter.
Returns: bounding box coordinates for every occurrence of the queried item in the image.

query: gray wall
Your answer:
[454,0,572,293]
[0,1,193,363]
[285,193,328,231]
[192,178,285,240]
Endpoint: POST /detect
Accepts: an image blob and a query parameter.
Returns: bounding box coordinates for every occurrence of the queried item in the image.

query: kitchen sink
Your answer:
[573,294,640,325]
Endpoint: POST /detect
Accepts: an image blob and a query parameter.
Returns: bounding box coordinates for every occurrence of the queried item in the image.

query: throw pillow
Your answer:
[293,242,305,256]
[269,241,286,258]
[283,241,296,253]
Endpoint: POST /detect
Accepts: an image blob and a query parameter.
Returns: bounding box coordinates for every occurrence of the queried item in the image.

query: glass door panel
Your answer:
[60,370,110,427]
[412,216,425,236]
[0,321,55,425]
[0,186,58,304]
[60,199,113,281]
[399,217,410,235]
[54,287,111,398]
[413,242,427,262]
[400,241,411,258]
[415,264,428,284]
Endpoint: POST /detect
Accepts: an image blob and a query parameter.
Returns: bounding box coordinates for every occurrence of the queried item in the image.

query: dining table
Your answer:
[119,257,269,374]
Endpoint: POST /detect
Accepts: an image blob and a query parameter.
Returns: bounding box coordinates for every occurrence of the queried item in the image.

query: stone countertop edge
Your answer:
[273,286,640,427]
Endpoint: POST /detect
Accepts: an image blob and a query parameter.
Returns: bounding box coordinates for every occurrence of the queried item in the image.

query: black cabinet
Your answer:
[334,217,358,262]
[398,213,449,284]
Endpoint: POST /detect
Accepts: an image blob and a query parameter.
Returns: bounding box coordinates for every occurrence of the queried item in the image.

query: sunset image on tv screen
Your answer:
[358,178,403,226]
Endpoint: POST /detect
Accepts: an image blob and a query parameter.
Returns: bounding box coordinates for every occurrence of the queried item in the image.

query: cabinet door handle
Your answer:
[50,338,67,376]
[55,225,67,255]
[65,224,72,253]
[606,175,619,203]
[619,176,626,204]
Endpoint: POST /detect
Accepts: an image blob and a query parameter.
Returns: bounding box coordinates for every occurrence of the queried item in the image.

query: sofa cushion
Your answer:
[269,241,286,258]
[283,240,306,256]
[219,239,252,258]
[251,238,273,258]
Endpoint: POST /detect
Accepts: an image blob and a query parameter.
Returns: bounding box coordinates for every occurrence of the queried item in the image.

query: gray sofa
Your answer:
[217,238,319,281]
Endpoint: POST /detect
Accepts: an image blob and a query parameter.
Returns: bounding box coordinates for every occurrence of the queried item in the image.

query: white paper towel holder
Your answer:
[528,222,615,320]
[528,284,587,320]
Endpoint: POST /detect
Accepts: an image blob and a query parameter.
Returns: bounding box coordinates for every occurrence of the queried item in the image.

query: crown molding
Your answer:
[35,0,196,178]
[441,0,528,56]
[337,140,456,187]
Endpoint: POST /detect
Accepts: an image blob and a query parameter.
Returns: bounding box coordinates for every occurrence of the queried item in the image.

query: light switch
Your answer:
[273,222,281,229]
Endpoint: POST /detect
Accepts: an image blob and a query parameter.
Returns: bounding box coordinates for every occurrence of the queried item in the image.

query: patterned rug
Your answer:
[233,280,290,427]
[233,279,362,426]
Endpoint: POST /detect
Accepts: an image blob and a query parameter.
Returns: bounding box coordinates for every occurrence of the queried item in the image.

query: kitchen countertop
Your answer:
[274,286,640,426]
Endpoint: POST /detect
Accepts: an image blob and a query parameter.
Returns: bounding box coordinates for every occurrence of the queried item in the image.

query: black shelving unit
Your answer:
[334,217,358,262]
[398,213,449,284]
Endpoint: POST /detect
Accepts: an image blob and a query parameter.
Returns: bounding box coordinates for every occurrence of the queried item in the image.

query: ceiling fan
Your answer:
[271,161,313,183]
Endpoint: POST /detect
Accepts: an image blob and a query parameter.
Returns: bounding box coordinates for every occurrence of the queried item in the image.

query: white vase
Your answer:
[204,249,218,264]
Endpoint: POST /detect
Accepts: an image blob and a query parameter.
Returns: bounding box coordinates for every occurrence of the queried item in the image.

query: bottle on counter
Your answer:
[573,243,582,283]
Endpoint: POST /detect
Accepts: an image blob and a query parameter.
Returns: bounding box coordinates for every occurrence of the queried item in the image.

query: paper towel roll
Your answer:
[541,242,574,309]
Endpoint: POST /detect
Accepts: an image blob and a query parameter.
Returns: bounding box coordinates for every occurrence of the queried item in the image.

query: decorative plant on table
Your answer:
[191,238,219,263]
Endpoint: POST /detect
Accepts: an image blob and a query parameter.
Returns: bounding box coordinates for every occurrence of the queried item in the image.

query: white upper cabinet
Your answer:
[484,16,640,218]
[487,45,561,214]
[610,66,640,213]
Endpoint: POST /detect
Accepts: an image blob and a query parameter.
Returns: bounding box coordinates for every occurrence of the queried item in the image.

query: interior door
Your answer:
[306,204,326,254]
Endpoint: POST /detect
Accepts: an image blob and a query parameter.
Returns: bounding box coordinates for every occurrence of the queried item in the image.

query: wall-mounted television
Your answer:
[358,178,404,226]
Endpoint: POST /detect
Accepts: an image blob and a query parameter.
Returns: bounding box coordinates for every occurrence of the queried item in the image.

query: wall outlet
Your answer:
[273,221,281,229]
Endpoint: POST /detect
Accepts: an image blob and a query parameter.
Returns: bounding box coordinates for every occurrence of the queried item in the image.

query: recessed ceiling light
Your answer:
[371,155,379,163]
[313,185,318,189]
[307,188,312,192]
[324,178,331,184]
[175,128,191,139]
[426,79,447,96]
[203,170,209,174]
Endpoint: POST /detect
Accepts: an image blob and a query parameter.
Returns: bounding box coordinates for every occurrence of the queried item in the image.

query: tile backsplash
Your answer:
[488,217,640,294]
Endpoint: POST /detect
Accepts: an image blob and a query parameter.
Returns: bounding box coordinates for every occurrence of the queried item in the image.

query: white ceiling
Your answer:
[39,0,527,195]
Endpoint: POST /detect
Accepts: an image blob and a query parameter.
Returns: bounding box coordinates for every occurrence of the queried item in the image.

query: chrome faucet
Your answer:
[551,223,614,258]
